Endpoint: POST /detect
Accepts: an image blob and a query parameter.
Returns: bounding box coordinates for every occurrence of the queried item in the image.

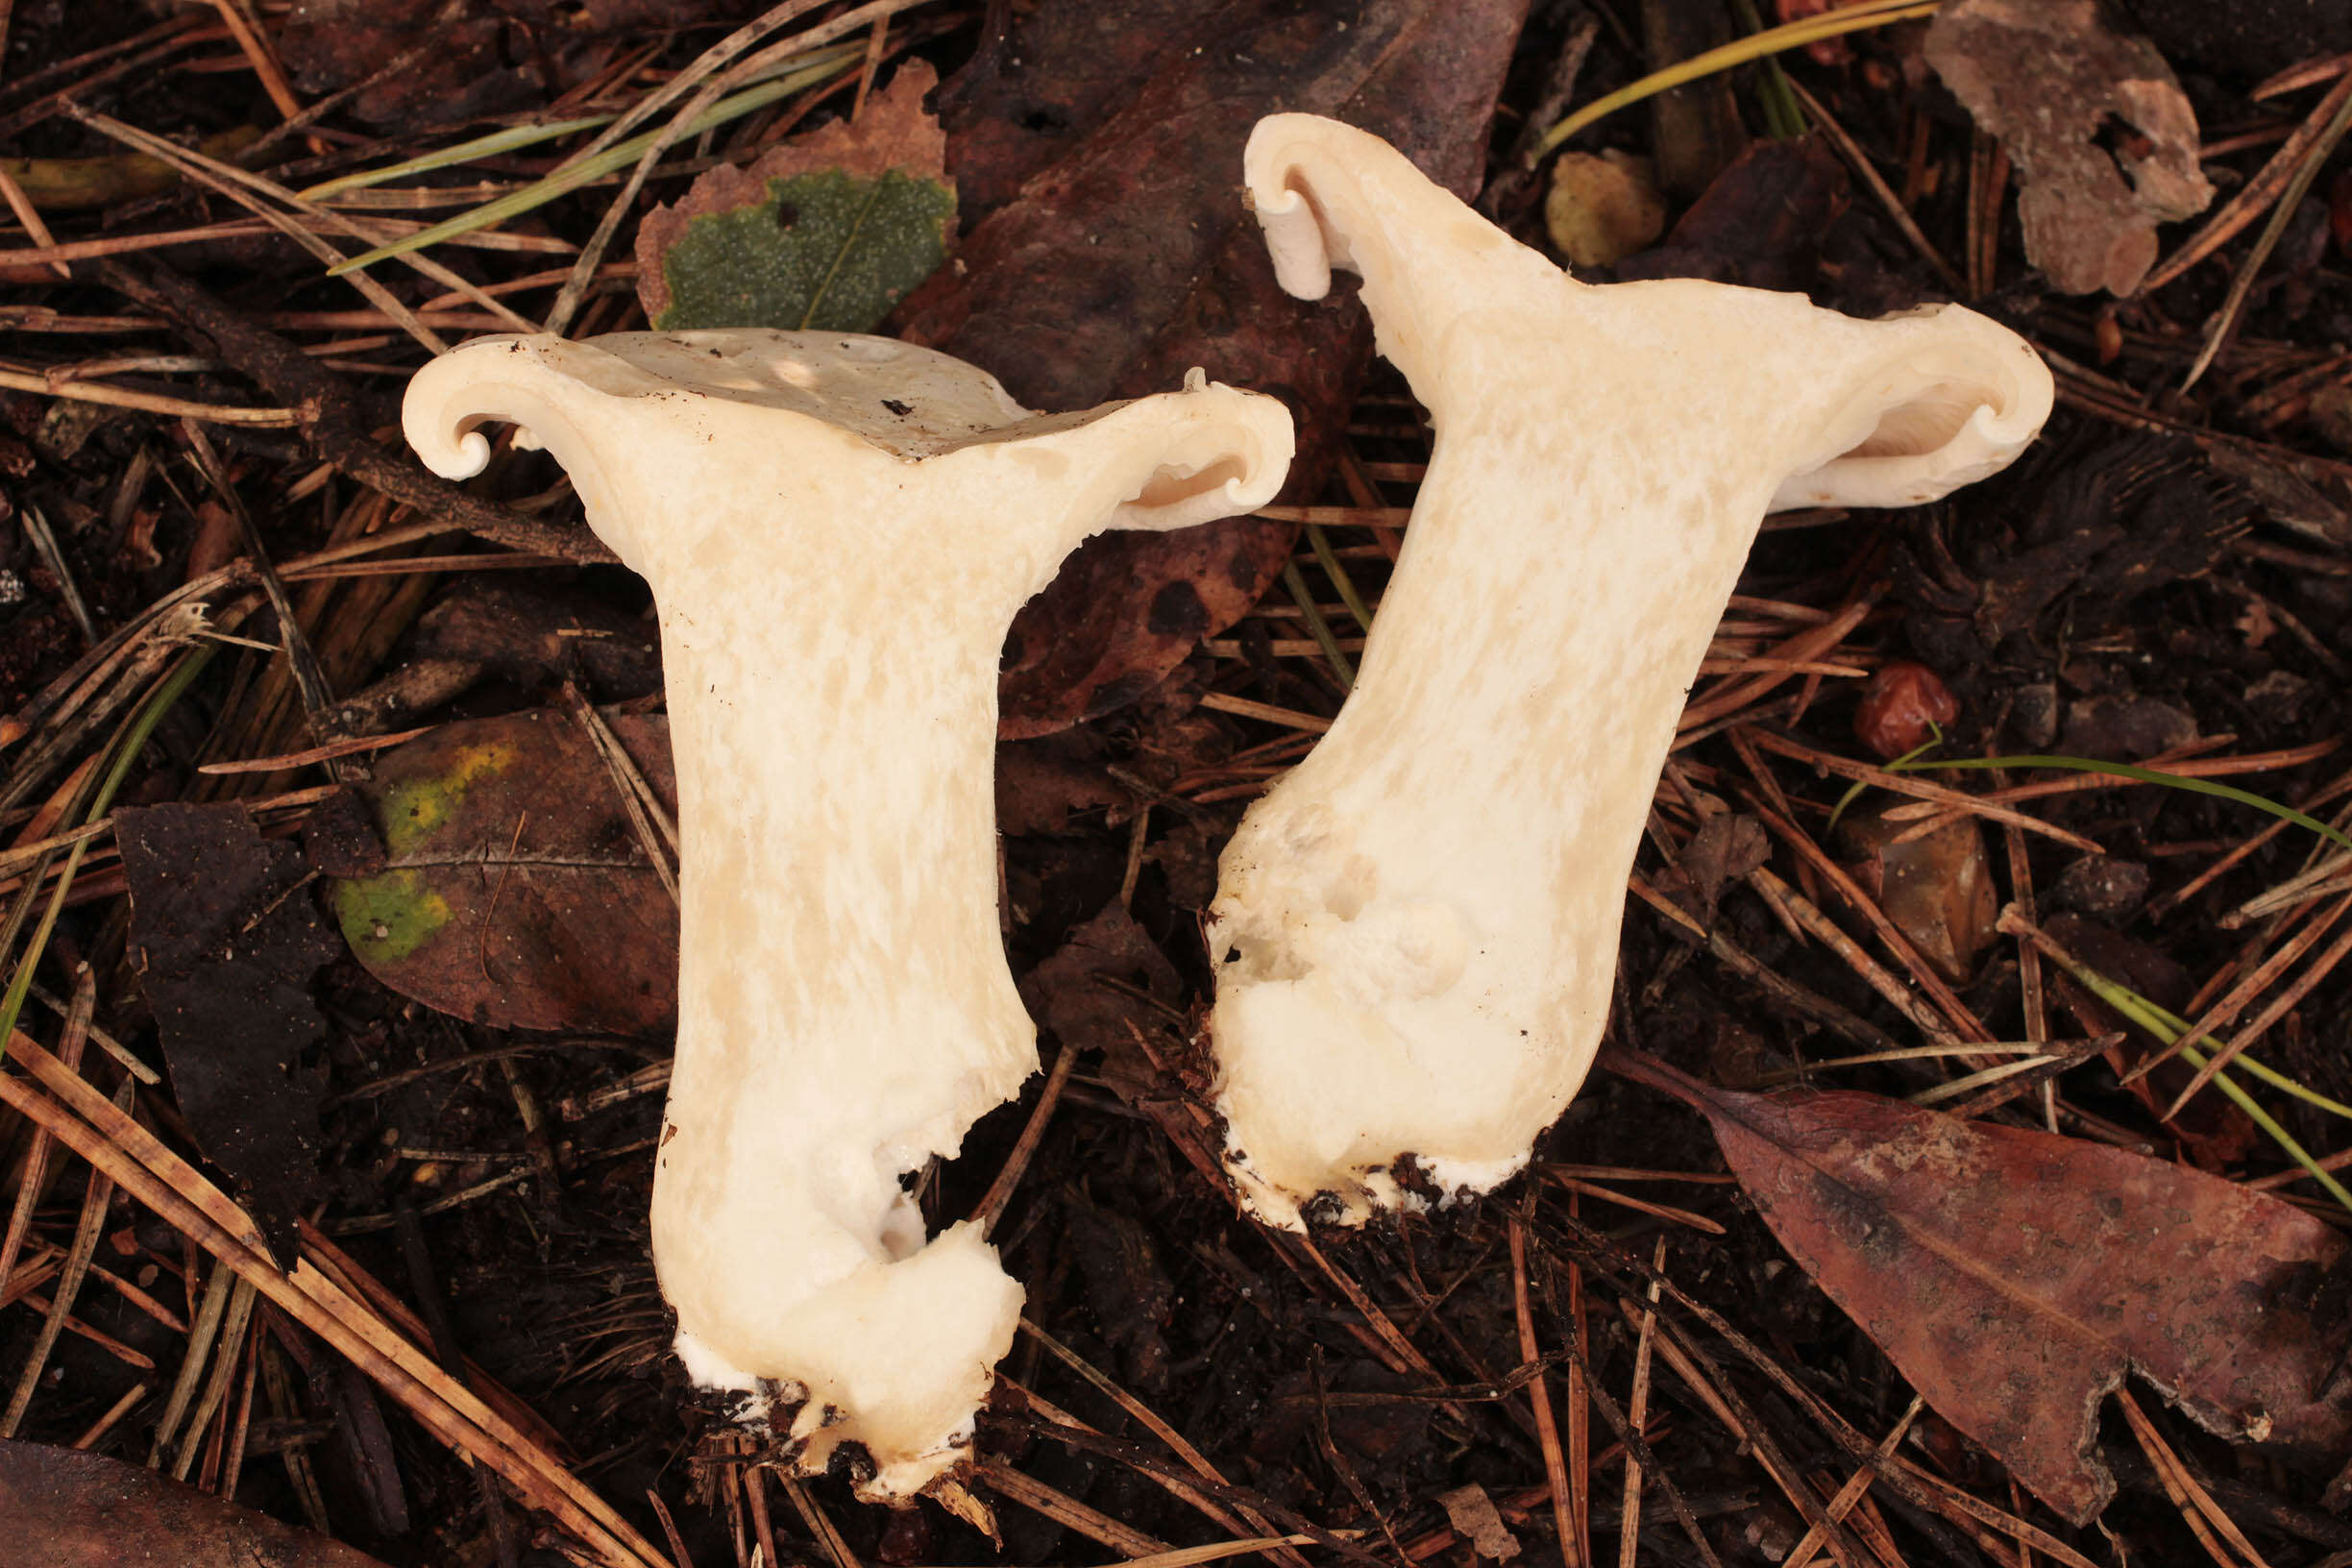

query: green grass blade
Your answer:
[2121,992,2352,1122]
[300,115,617,203]
[1727,0,1808,141]
[1882,751,2352,853]
[1824,729,1942,836]
[1282,562,1355,688]
[2036,949,2352,1215]
[325,43,863,278]
[1305,524,1378,631]
[1534,0,1940,157]
[0,647,216,1050]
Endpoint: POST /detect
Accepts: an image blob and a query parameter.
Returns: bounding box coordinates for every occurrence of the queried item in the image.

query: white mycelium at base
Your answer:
[1209,115,2055,1232]
[405,331,1292,1495]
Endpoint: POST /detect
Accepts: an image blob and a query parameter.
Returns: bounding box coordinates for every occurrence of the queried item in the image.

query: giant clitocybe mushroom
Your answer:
[1209,115,2054,1230]
[404,331,1291,1495]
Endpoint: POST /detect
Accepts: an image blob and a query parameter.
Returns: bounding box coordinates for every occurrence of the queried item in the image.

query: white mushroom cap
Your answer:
[1211,116,2051,1231]
[407,330,1292,1493]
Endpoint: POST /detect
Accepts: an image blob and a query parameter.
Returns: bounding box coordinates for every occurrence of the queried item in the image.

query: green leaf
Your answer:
[650,164,955,332]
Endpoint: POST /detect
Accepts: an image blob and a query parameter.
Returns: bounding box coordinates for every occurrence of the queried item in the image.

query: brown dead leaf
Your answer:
[1605,1048,2352,1524]
[996,733,1130,837]
[1617,135,1849,292]
[1837,807,1997,985]
[337,578,662,737]
[897,0,1529,736]
[1017,900,1187,1107]
[117,802,338,1262]
[0,1439,390,1567]
[1683,811,1771,918]
[1924,0,2213,295]
[1436,1482,1522,1560]
[329,709,678,1034]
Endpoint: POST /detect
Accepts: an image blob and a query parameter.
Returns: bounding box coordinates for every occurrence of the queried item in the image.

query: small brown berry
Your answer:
[1855,660,1958,758]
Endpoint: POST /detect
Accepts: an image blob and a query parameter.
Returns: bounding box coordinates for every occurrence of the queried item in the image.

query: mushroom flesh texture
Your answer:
[404,331,1292,1494]
[1209,115,2054,1231]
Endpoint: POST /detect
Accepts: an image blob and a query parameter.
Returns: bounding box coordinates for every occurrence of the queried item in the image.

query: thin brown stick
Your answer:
[0,364,299,426]
[2117,1389,2272,1568]
[980,1460,1173,1557]
[1011,1377,1299,1563]
[97,259,608,562]
[172,1275,255,1481]
[1553,1208,2099,1568]
[1750,866,1967,1047]
[1639,1309,1872,1567]
[66,107,452,355]
[1880,738,2343,824]
[1786,79,1961,292]
[207,0,305,122]
[1782,1397,1922,1568]
[2144,69,2352,295]
[0,165,68,281]
[1196,692,1333,732]
[197,723,433,774]
[1616,1242,1664,1568]
[771,1470,859,1568]
[1016,1325,1312,1568]
[182,419,349,758]
[1546,1173,1725,1235]
[1562,1231,1591,1567]
[220,1327,257,1499]
[1628,872,1904,1051]
[968,1043,1076,1236]
[2182,80,2352,389]
[2163,898,2352,1116]
[1509,1213,1580,1568]
[566,686,679,894]
[0,964,91,1292]
[70,1384,147,1450]
[1748,803,1992,1043]
[1676,600,1873,735]
[0,1034,664,1567]
[1740,727,2101,851]
[648,1489,695,1568]
[0,1069,128,1436]
[744,1466,782,1568]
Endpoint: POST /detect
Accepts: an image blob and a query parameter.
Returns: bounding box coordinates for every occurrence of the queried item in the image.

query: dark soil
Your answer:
[3,2,2352,1565]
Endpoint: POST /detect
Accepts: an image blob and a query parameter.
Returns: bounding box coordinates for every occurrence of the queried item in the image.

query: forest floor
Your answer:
[2,2,2352,1566]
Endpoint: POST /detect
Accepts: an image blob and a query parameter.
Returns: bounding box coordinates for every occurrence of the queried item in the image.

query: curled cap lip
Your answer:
[1211,113,2056,1233]
[403,324,1294,1498]
[403,329,1040,481]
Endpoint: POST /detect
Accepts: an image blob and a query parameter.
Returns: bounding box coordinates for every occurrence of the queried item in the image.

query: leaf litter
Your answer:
[0,1439,391,1568]
[1923,0,2214,295]
[116,802,337,1263]
[1604,1047,2352,1525]
[11,0,2352,1562]
[896,0,1528,735]
[329,709,678,1035]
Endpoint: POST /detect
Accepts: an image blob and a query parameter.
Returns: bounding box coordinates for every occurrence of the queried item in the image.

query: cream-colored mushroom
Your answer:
[404,331,1291,1495]
[1209,115,2053,1230]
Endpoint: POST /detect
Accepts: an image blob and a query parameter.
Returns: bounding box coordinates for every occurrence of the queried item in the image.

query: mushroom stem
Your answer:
[1209,116,2053,1231]
[406,331,1291,1494]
